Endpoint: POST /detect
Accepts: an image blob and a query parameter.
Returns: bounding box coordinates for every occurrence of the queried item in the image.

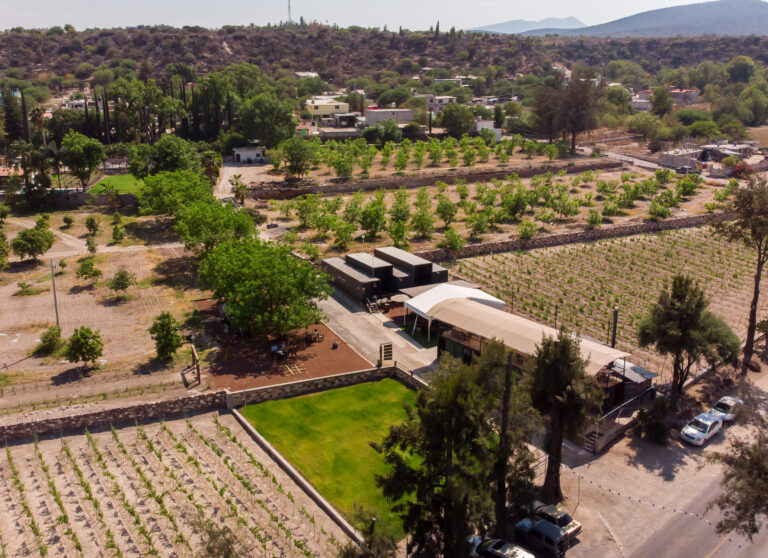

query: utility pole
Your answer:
[50,259,60,329]
[287,0,292,23]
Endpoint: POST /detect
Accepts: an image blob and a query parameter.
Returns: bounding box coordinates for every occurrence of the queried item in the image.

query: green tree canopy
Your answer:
[137,170,213,215]
[639,275,739,409]
[174,200,255,256]
[149,312,184,361]
[61,130,106,190]
[65,326,104,370]
[11,226,55,261]
[528,329,604,503]
[281,137,318,177]
[439,103,475,137]
[150,134,201,174]
[239,93,295,148]
[199,238,331,336]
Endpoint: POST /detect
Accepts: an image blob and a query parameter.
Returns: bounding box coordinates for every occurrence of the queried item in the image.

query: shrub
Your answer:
[438,227,466,253]
[587,209,603,229]
[36,326,63,356]
[63,215,74,228]
[637,397,670,444]
[518,220,538,240]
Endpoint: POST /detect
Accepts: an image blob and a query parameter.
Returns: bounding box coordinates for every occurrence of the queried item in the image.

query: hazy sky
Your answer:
[1,0,711,31]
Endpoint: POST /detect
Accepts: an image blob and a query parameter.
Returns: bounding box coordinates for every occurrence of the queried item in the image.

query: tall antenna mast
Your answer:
[288,0,292,23]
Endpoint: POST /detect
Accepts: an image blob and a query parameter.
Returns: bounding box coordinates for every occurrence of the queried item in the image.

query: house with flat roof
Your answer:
[306,98,350,118]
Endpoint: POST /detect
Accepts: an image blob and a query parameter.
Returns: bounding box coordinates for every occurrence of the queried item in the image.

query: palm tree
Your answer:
[29,105,47,147]
[9,140,34,188]
[47,142,67,190]
[229,173,248,204]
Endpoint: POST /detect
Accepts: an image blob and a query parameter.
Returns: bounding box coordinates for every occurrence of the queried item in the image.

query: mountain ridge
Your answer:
[474,0,768,37]
[470,17,584,35]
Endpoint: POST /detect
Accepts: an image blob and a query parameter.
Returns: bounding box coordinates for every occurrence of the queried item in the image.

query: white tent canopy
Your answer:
[404,285,506,341]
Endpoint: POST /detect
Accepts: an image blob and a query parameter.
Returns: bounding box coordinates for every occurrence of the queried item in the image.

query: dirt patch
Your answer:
[204,322,371,391]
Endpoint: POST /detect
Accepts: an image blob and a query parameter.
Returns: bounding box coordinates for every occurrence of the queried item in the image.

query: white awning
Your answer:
[404,284,506,320]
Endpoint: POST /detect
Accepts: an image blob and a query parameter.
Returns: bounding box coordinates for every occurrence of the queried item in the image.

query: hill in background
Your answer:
[520,0,768,37]
[471,17,584,35]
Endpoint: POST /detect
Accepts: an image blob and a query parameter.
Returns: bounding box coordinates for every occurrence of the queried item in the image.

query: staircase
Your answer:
[366,299,380,313]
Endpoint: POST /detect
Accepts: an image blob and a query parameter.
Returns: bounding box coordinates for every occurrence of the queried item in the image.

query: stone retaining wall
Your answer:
[226,365,427,409]
[416,212,728,262]
[0,391,227,443]
[252,159,622,200]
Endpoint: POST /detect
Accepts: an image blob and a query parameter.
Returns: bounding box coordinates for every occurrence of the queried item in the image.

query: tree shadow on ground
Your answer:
[100,294,131,306]
[154,255,197,289]
[68,284,95,295]
[50,367,91,385]
[132,357,172,375]
[623,429,696,482]
[5,260,44,274]
[124,217,178,245]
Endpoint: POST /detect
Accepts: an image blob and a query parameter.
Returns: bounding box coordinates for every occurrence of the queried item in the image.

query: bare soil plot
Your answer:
[456,227,768,382]
[0,412,349,557]
[0,244,205,413]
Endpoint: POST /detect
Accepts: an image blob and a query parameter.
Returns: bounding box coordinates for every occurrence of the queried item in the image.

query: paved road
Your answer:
[629,472,768,558]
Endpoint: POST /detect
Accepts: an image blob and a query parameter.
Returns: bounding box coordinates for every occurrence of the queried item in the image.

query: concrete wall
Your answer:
[416,213,728,262]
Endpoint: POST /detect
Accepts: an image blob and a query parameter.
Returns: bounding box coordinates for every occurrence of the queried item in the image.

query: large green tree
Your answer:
[61,130,106,190]
[238,93,295,148]
[137,170,212,215]
[528,330,604,503]
[439,103,475,137]
[174,200,255,256]
[199,238,331,336]
[11,225,55,261]
[715,175,768,375]
[281,137,317,177]
[560,73,599,152]
[150,134,200,174]
[638,275,740,410]
[375,356,492,558]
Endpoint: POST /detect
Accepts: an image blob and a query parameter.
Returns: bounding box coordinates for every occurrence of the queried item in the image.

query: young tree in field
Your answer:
[436,195,458,227]
[228,174,248,204]
[639,275,740,411]
[61,130,106,191]
[528,330,604,503]
[375,356,492,558]
[11,226,55,261]
[149,312,184,361]
[85,215,100,235]
[715,175,768,375]
[343,191,365,224]
[75,259,102,284]
[388,219,409,248]
[438,227,466,254]
[333,221,356,250]
[86,234,97,255]
[427,141,443,166]
[111,224,125,243]
[65,326,104,370]
[199,238,331,337]
[108,269,137,299]
[411,206,435,239]
[359,192,388,238]
[389,188,411,224]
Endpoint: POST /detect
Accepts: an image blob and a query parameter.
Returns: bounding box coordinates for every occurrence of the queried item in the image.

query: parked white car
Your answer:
[680,413,722,446]
[708,396,743,422]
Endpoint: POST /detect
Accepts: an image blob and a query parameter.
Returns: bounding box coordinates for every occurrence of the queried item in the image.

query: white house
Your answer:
[476,120,502,142]
[306,98,350,118]
[233,145,268,164]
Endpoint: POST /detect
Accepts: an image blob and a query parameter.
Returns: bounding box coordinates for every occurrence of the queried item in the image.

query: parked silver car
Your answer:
[708,396,743,422]
[680,413,722,446]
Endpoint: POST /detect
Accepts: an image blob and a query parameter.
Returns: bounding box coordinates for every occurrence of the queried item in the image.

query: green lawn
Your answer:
[240,379,417,540]
[89,174,144,194]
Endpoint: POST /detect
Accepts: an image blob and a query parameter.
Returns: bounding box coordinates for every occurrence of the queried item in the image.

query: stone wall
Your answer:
[226,365,427,409]
[252,159,623,200]
[0,392,227,443]
[416,212,728,262]
[46,191,138,209]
